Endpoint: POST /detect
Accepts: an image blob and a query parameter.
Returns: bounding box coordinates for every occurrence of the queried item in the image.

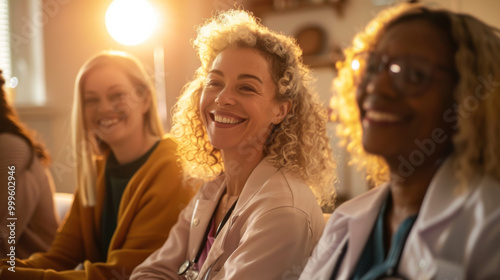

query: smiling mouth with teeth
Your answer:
[365,110,402,123]
[213,114,244,125]
[99,115,126,128]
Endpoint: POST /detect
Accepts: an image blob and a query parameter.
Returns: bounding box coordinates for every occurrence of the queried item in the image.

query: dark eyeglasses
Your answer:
[351,52,455,97]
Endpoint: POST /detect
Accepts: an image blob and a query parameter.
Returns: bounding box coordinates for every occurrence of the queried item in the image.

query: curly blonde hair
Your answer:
[334,3,500,188]
[171,9,335,206]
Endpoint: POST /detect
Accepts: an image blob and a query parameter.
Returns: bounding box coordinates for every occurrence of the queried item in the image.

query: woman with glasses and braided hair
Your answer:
[300,3,500,280]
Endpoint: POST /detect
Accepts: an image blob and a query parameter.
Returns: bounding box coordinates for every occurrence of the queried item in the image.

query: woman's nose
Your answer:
[97,99,115,113]
[215,87,236,106]
[365,70,398,98]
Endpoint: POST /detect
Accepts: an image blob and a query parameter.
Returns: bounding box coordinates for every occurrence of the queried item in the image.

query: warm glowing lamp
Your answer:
[105,0,157,46]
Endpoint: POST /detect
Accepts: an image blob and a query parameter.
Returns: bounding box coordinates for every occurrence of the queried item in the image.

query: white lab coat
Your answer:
[132,157,325,280]
[300,158,500,280]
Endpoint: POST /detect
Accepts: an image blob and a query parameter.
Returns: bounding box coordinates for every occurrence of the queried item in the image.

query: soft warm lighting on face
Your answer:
[105,0,157,46]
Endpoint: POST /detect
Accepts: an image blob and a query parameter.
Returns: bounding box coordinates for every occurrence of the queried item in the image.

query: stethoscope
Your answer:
[177,195,238,280]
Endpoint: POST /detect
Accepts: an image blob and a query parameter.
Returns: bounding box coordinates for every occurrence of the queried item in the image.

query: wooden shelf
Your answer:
[246,0,347,17]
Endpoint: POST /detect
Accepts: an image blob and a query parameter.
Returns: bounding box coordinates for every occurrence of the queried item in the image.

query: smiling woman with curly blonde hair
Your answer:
[132,9,335,280]
[171,9,335,204]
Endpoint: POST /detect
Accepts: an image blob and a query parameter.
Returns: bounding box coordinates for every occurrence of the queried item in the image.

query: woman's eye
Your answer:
[406,68,428,85]
[365,60,380,75]
[205,80,223,88]
[111,93,124,101]
[239,85,256,92]
[84,98,98,104]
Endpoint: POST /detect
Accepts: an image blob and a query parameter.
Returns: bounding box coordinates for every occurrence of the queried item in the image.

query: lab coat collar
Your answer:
[416,156,477,233]
[234,156,279,213]
[336,184,390,277]
[198,157,279,277]
[333,156,478,278]
[188,176,226,262]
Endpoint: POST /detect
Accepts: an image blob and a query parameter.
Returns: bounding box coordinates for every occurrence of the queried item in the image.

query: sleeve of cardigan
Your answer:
[0,139,196,280]
[0,134,42,256]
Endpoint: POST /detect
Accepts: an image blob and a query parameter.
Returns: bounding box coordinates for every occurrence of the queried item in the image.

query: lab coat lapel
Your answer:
[198,157,279,278]
[400,157,474,278]
[337,185,390,279]
[188,176,226,261]
[415,158,471,235]
[236,157,279,212]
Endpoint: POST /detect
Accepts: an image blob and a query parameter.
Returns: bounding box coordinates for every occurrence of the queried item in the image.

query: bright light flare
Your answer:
[351,59,360,71]
[9,77,18,88]
[389,64,401,73]
[105,0,158,46]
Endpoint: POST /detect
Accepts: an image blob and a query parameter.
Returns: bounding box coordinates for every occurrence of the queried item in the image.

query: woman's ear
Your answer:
[272,100,292,125]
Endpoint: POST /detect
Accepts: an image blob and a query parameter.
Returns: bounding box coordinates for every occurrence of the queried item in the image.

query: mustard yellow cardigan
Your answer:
[0,136,196,280]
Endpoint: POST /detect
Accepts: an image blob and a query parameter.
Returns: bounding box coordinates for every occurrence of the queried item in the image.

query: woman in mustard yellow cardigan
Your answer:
[0,51,196,280]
